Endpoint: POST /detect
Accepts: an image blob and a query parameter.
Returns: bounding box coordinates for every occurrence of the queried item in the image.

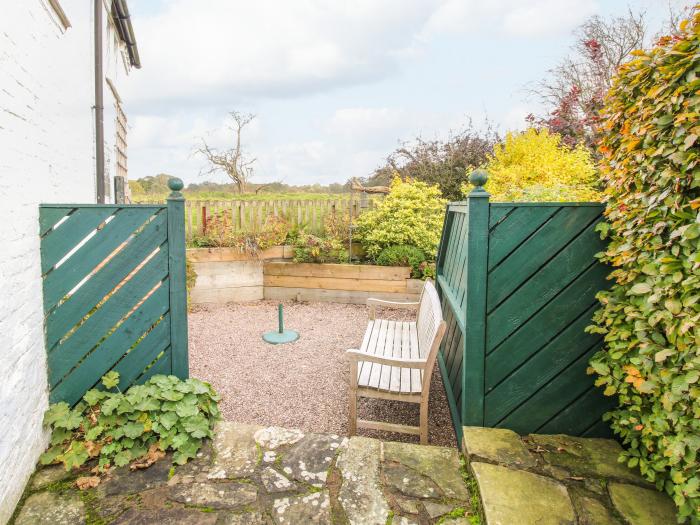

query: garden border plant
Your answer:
[40,372,220,475]
[588,9,700,522]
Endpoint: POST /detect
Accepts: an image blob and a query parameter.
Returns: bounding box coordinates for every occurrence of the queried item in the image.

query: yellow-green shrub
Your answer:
[479,127,600,201]
[588,9,700,522]
[354,178,447,260]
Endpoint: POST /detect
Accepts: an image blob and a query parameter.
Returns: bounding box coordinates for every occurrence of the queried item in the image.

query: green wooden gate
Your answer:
[436,176,615,444]
[39,180,188,406]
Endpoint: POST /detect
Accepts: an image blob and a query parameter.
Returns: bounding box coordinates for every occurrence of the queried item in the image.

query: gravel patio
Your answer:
[188,300,457,447]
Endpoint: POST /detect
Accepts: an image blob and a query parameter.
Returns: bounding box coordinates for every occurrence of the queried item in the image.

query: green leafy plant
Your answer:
[40,372,220,471]
[469,127,600,202]
[292,232,349,263]
[354,178,447,260]
[376,245,427,278]
[587,9,700,522]
[190,213,290,253]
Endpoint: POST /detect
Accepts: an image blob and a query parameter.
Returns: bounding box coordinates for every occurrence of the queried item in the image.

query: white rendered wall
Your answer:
[0,1,130,521]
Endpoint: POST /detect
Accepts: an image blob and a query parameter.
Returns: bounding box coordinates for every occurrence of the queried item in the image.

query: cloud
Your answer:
[125,0,441,108]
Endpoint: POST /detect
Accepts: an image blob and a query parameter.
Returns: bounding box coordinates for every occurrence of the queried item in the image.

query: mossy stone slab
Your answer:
[575,495,621,525]
[462,426,536,468]
[609,483,677,525]
[471,462,575,525]
[14,491,85,525]
[383,441,469,500]
[210,422,262,479]
[528,434,647,484]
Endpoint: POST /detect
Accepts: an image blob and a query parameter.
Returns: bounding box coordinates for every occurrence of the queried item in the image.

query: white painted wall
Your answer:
[0,1,134,522]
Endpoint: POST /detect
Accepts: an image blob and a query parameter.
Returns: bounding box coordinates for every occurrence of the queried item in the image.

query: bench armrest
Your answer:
[367,298,419,320]
[346,349,427,369]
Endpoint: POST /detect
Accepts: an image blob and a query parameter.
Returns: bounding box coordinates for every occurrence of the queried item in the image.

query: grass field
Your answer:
[131,191,351,203]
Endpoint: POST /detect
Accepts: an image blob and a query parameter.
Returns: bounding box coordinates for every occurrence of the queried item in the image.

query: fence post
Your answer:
[167,178,189,379]
[462,170,490,428]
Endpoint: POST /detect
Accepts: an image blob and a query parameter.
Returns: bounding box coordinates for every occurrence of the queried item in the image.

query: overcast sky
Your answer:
[125,0,687,186]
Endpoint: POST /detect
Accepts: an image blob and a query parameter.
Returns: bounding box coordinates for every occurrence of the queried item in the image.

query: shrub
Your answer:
[293,232,349,263]
[376,245,426,278]
[478,127,600,201]
[190,214,290,254]
[40,372,220,470]
[587,11,700,522]
[354,178,447,260]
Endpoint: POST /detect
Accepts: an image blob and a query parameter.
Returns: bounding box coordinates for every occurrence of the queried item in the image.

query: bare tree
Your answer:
[530,10,647,150]
[196,111,256,193]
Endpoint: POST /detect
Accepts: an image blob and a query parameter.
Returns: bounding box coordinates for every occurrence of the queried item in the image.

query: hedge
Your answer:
[588,9,700,522]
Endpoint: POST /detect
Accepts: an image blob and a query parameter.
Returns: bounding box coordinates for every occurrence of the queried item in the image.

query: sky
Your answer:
[124,0,690,187]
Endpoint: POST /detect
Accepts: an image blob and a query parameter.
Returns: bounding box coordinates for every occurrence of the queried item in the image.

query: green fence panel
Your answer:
[435,181,614,444]
[39,183,188,406]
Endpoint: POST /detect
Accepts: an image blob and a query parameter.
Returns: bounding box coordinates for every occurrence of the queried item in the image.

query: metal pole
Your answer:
[94,0,105,203]
[278,304,284,334]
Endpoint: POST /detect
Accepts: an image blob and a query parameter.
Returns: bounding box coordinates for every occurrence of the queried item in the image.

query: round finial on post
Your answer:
[469,169,489,189]
[167,177,184,192]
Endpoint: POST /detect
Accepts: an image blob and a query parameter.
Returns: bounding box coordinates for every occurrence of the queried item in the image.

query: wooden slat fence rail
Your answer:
[39,182,189,406]
[435,179,614,445]
[142,198,379,240]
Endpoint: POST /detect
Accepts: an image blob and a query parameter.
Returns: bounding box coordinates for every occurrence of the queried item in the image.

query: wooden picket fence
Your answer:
[140,198,380,240]
[436,182,613,444]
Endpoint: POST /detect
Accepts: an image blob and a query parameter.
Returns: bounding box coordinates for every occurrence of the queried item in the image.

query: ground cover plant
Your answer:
[376,245,427,278]
[40,372,220,473]
[588,9,700,522]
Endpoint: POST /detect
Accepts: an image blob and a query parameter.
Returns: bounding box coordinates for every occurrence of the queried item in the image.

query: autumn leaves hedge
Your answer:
[588,9,700,522]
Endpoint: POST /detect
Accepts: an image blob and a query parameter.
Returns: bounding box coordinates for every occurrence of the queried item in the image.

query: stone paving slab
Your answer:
[462,426,678,525]
[12,422,476,524]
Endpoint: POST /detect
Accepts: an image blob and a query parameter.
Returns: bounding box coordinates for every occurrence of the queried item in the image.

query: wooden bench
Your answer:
[347,280,446,444]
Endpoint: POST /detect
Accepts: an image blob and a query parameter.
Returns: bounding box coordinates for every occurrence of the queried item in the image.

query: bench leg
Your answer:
[349,388,357,435]
[349,359,358,436]
[420,399,429,445]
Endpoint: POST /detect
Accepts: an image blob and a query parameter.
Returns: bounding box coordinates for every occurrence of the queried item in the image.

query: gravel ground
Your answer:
[188,300,457,447]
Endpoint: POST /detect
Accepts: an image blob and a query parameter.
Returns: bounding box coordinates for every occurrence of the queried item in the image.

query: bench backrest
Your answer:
[416,280,446,388]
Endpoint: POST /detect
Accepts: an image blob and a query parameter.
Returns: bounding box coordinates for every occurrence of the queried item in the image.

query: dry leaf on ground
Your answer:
[129,444,165,470]
[76,476,101,490]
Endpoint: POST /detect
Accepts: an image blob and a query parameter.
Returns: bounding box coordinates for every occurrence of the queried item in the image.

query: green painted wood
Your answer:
[487,206,602,310]
[486,221,605,350]
[495,345,600,433]
[43,208,156,312]
[538,387,616,436]
[45,213,167,343]
[582,418,614,438]
[50,282,171,405]
[484,308,600,425]
[461,189,490,426]
[48,248,169,383]
[39,207,74,237]
[113,316,171,388]
[417,200,612,439]
[167,193,189,379]
[485,263,608,385]
[487,205,513,230]
[41,207,118,274]
[136,350,173,385]
[488,206,559,270]
[435,208,454,273]
[438,352,463,445]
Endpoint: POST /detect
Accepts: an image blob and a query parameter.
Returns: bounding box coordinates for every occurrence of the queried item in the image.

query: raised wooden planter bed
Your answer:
[264,262,422,304]
[187,247,422,305]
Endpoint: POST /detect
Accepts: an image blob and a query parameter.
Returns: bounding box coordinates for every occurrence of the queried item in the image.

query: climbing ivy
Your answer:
[588,9,700,522]
[40,373,220,471]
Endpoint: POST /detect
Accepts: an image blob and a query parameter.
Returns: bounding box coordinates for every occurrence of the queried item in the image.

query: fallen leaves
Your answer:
[129,444,165,471]
[75,476,101,490]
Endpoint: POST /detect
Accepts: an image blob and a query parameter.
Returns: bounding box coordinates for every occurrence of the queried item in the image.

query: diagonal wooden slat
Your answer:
[41,207,119,274]
[484,312,599,425]
[487,205,514,229]
[39,207,74,237]
[494,345,599,433]
[43,207,157,312]
[488,206,559,270]
[486,222,606,350]
[537,386,616,436]
[111,315,171,389]
[486,206,602,309]
[485,264,608,381]
[50,281,171,405]
[45,212,167,333]
[136,351,173,385]
[48,248,169,383]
